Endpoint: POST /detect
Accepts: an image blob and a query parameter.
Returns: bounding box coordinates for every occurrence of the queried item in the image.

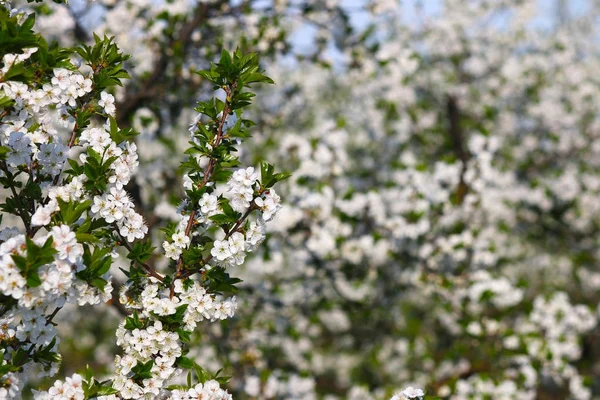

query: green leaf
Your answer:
[265,171,292,188]
[76,245,113,287]
[90,277,108,291]
[177,329,191,343]
[166,384,189,391]
[209,214,237,225]
[260,161,274,185]
[12,237,57,288]
[205,266,242,293]
[108,116,138,143]
[131,360,154,380]
[75,232,98,243]
[0,146,10,160]
[219,49,232,70]
[26,272,41,287]
[96,386,119,396]
[85,364,94,383]
[127,240,155,264]
[177,356,194,369]
[58,199,92,225]
[124,312,144,330]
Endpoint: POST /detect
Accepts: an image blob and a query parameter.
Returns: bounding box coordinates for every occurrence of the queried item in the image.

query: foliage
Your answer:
[3,0,600,399]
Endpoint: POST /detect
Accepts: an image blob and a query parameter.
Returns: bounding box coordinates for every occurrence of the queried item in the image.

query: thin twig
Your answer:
[45,306,63,325]
[116,231,165,282]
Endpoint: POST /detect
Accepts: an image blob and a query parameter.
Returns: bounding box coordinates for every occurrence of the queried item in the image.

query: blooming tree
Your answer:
[0,2,299,398]
[3,0,600,399]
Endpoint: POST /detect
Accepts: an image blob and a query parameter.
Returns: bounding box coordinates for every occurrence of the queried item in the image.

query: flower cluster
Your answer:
[1,65,91,175]
[168,381,232,400]
[111,103,278,398]
[211,233,246,266]
[32,373,85,400]
[84,129,146,242]
[0,44,138,398]
[114,319,183,398]
[227,167,258,212]
[12,0,600,398]
[254,189,281,222]
[0,8,146,397]
[25,49,280,400]
[0,225,112,394]
[198,193,219,217]
[390,387,425,400]
[163,215,194,260]
[92,185,147,242]
[3,67,92,118]
[113,233,243,397]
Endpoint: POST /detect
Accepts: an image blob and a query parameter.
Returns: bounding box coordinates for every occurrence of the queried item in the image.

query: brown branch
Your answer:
[447,95,468,164]
[446,95,470,203]
[67,122,79,148]
[45,306,63,325]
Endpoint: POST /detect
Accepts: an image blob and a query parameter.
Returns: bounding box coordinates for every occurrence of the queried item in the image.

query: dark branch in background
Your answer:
[67,4,91,42]
[446,95,468,164]
[446,95,470,203]
[113,1,225,211]
[116,1,226,126]
[429,362,489,393]
[72,18,89,43]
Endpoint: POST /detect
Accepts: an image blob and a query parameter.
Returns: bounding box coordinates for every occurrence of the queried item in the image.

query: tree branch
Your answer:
[446,95,470,203]
[116,1,225,125]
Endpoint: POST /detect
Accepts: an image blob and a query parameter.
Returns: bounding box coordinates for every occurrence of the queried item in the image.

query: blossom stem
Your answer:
[170,84,235,296]
[179,204,256,281]
[45,306,63,326]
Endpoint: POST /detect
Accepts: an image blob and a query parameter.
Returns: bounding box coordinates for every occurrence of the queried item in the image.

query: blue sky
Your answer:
[288,0,595,57]
[71,0,595,58]
[341,0,592,30]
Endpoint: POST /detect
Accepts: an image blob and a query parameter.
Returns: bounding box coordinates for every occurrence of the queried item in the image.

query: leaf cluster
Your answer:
[11,236,57,288]
[83,365,119,397]
[0,9,72,86]
[168,357,229,389]
[203,266,242,294]
[76,246,113,291]
[75,34,130,91]
[260,161,291,188]
[82,148,118,193]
